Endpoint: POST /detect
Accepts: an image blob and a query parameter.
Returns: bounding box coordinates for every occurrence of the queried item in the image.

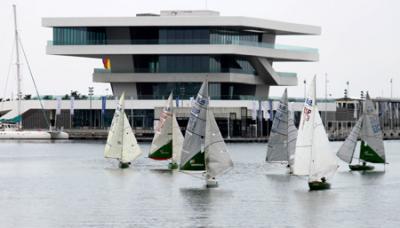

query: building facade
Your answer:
[43,10,320,100]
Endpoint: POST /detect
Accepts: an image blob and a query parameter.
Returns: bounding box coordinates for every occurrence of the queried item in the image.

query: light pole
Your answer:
[346,81,350,97]
[325,73,329,130]
[303,79,307,99]
[390,78,393,99]
[88,86,94,128]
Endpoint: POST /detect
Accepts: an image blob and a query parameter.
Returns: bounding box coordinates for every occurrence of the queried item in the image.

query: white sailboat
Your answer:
[336,93,386,171]
[148,92,184,169]
[179,81,233,187]
[104,93,142,168]
[292,76,338,190]
[266,88,298,173]
[204,110,234,187]
[0,5,68,139]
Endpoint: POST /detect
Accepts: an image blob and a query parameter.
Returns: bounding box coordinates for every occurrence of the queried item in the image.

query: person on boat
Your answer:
[321,177,326,183]
[362,161,366,166]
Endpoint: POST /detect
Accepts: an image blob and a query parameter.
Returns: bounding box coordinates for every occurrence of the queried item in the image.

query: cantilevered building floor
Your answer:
[43,10,319,100]
[40,10,320,137]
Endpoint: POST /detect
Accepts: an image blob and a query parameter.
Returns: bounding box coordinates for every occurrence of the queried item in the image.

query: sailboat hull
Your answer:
[168,162,179,170]
[308,181,331,191]
[349,164,374,171]
[119,162,131,169]
[206,178,218,188]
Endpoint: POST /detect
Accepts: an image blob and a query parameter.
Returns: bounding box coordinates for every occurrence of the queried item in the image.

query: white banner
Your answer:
[353,103,358,119]
[251,100,257,120]
[70,97,75,115]
[56,97,62,115]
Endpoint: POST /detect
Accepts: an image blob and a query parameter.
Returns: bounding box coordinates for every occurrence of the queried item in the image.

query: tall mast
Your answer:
[13,4,22,129]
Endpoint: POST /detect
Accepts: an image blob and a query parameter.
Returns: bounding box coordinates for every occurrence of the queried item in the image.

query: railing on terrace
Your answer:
[47,39,318,53]
[93,68,257,75]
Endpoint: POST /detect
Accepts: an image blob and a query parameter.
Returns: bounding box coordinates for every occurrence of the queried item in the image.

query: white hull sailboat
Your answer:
[336,93,386,171]
[0,5,68,140]
[204,110,234,187]
[292,76,338,191]
[104,93,142,169]
[149,93,184,169]
[266,88,297,173]
[179,81,233,187]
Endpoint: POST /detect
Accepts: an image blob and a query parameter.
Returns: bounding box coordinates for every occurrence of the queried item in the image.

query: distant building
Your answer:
[43,10,320,100]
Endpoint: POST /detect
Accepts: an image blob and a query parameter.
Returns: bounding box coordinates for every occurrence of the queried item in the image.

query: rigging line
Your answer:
[18,38,50,128]
[1,39,16,111]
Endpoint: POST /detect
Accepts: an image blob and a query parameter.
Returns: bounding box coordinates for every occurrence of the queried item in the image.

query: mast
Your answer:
[13,4,22,129]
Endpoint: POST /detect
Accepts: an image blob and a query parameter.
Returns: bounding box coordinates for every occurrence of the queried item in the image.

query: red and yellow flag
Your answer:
[102,57,111,69]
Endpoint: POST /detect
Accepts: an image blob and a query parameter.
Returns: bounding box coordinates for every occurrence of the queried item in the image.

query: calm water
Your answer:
[0,140,399,228]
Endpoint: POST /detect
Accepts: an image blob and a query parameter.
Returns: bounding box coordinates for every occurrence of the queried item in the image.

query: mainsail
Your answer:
[205,110,233,177]
[149,93,173,160]
[336,117,363,164]
[292,78,316,176]
[179,81,208,171]
[104,94,125,160]
[171,113,184,165]
[293,76,337,181]
[309,106,338,182]
[104,93,142,162]
[121,113,142,163]
[360,94,385,163]
[266,89,298,165]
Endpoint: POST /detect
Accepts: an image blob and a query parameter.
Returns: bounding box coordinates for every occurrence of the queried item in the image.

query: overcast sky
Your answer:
[0,0,399,99]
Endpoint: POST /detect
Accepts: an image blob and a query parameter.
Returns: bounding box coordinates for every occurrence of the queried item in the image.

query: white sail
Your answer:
[309,106,338,182]
[292,78,316,176]
[336,117,363,164]
[121,113,142,163]
[360,94,385,162]
[104,93,142,163]
[179,81,208,171]
[287,110,298,167]
[149,93,173,159]
[267,89,298,164]
[171,113,184,164]
[205,110,233,177]
[104,94,125,160]
[267,89,289,162]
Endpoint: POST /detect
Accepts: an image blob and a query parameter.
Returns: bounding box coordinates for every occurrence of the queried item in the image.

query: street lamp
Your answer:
[88,86,94,128]
[325,73,329,130]
[390,78,393,99]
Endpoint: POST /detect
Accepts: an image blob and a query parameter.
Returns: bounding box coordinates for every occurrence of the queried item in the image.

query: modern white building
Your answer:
[42,10,320,100]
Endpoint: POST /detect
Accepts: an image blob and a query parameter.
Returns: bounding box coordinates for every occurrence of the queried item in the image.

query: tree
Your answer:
[70,90,81,99]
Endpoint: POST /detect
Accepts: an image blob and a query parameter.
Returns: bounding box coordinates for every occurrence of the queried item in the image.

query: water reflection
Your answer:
[179,187,233,227]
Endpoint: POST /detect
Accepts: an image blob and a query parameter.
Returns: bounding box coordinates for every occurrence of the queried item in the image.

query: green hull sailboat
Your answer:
[179,81,233,187]
[149,93,184,169]
[337,94,386,171]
